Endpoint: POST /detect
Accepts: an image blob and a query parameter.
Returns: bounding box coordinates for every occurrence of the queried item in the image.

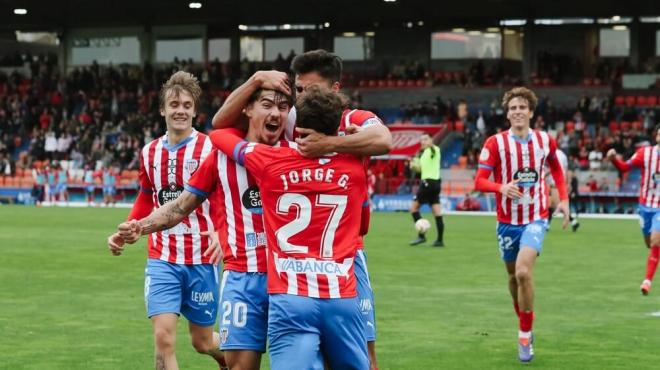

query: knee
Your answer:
[651,234,660,247]
[190,336,214,354]
[508,273,517,285]
[154,328,176,353]
[515,268,531,284]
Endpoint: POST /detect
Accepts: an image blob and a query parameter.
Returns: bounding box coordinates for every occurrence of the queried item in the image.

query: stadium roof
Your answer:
[0,0,658,32]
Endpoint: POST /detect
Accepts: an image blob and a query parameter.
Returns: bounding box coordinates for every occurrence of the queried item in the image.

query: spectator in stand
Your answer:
[456,193,481,211]
[587,175,599,192]
[588,146,603,171]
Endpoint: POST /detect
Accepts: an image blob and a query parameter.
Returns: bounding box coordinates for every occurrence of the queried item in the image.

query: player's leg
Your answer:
[145,260,185,370]
[514,220,547,363]
[268,294,323,370]
[180,263,227,367]
[641,212,660,295]
[430,202,444,247]
[320,297,369,370]
[497,222,522,317]
[188,324,228,369]
[355,250,378,370]
[218,271,268,370]
[547,188,559,230]
[410,183,426,245]
[152,313,180,370]
[639,209,654,294]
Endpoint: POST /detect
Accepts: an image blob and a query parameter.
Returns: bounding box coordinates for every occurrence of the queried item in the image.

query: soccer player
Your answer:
[82,164,95,206]
[409,133,445,247]
[55,163,69,205]
[45,164,58,204]
[214,85,369,370]
[607,125,660,295]
[474,87,569,363]
[212,49,389,370]
[101,165,119,207]
[119,87,294,370]
[106,71,226,370]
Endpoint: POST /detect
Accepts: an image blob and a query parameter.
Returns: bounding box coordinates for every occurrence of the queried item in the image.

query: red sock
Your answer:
[519,311,534,332]
[646,246,660,281]
[513,301,520,317]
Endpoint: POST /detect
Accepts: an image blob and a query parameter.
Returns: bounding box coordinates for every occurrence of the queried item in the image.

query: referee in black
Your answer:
[409,133,445,247]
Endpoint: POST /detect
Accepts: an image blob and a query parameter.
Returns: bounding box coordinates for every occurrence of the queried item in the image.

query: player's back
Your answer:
[250,145,366,298]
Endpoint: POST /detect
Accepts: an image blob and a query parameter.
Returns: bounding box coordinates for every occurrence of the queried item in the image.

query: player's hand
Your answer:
[499,179,522,199]
[556,199,570,230]
[107,232,125,256]
[201,230,223,265]
[295,127,333,157]
[606,148,617,160]
[118,219,142,244]
[344,125,363,135]
[254,71,291,95]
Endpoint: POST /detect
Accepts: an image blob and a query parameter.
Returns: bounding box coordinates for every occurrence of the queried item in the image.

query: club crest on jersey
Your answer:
[653,173,660,183]
[185,159,199,173]
[513,167,539,187]
[220,328,229,344]
[241,185,263,214]
[158,182,184,205]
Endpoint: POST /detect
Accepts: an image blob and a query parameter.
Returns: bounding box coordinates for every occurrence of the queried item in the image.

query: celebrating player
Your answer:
[474,87,569,363]
[106,71,226,370]
[214,86,369,370]
[212,49,390,370]
[607,124,660,295]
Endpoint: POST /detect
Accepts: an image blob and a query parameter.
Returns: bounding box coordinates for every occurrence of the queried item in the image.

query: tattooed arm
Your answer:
[117,191,206,244]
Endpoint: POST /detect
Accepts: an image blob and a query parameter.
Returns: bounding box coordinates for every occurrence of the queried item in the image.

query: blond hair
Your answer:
[159,71,202,112]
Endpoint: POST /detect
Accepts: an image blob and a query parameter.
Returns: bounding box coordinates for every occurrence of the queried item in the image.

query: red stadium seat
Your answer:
[632,121,643,131]
[625,96,636,106]
[648,96,658,106]
[620,121,631,131]
[636,96,648,106]
[565,121,575,132]
[396,79,406,87]
[405,79,415,87]
[377,79,387,88]
[593,78,602,86]
[608,121,620,133]
[368,80,377,88]
[358,80,367,88]
[583,78,593,86]
[416,79,425,87]
[386,79,396,87]
[614,96,625,106]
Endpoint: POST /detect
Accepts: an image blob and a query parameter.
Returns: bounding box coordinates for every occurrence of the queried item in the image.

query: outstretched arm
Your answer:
[295,124,392,157]
[118,191,206,243]
[212,70,291,129]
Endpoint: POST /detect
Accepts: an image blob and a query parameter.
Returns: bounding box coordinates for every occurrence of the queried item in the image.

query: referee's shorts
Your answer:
[414,179,441,205]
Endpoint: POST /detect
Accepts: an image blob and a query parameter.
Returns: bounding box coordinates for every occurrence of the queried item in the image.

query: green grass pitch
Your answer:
[1,206,659,369]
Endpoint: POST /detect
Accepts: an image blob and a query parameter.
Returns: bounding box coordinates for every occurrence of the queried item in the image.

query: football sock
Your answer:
[548,207,555,225]
[435,216,444,242]
[645,245,660,281]
[519,310,534,333]
[412,211,421,222]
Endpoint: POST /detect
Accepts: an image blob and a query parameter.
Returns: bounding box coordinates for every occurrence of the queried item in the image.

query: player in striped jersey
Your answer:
[546,148,580,231]
[215,86,369,370]
[107,71,226,370]
[474,87,570,363]
[212,49,389,370]
[608,125,660,295]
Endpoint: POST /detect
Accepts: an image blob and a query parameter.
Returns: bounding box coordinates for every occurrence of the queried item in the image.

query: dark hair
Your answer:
[247,86,294,108]
[501,86,538,113]
[295,86,345,136]
[290,49,342,84]
[159,71,202,112]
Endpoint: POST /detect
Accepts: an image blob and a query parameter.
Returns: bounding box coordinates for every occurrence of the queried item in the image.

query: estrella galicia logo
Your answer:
[158,182,183,205]
[242,185,263,214]
[513,167,539,188]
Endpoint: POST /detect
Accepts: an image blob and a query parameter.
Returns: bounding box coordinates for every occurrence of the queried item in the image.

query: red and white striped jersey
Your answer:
[286,107,381,249]
[186,141,295,273]
[615,146,660,208]
[214,132,367,299]
[478,129,559,225]
[139,130,217,264]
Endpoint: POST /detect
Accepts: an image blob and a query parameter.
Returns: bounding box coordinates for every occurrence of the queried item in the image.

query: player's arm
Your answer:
[211,70,291,129]
[360,198,371,236]
[607,148,641,172]
[295,121,392,157]
[118,191,206,243]
[547,144,570,229]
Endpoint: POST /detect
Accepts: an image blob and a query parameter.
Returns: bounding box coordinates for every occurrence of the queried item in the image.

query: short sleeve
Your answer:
[478,136,498,170]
